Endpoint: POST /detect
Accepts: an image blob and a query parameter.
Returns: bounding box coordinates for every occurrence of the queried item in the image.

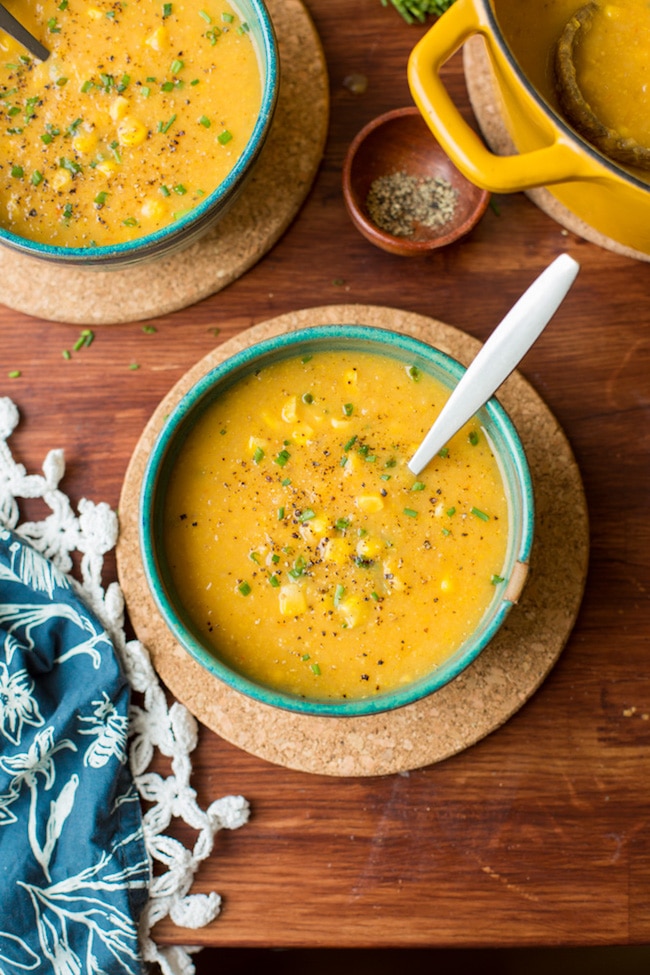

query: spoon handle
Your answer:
[0,4,49,61]
[408,253,580,476]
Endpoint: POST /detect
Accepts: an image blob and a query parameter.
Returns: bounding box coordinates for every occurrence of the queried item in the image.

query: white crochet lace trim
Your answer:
[0,397,249,975]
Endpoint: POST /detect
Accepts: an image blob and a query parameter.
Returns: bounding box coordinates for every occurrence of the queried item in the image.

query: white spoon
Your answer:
[408,253,580,476]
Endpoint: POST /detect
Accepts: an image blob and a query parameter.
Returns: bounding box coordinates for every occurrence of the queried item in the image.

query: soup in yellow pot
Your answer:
[494,0,650,169]
[0,0,262,246]
[162,350,511,702]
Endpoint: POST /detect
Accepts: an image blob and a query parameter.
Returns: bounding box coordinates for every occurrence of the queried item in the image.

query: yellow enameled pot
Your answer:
[407,0,650,255]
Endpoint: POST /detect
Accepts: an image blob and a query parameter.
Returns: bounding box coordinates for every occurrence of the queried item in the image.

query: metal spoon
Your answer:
[0,3,49,61]
[408,253,580,476]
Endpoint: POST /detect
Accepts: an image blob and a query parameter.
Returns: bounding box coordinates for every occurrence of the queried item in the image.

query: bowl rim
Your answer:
[0,0,279,263]
[140,323,535,718]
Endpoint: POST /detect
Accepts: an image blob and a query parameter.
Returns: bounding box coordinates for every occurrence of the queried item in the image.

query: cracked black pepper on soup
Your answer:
[366,171,458,237]
[163,349,509,701]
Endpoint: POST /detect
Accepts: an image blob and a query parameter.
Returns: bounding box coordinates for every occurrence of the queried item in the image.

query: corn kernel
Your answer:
[95,158,119,176]
[279,583,307,617]
[344,368,358,385]
[356,494,384,513]
[281,397,297,423]
[51,168,73,191]
[291,423,314,446]
[337,594,368,629]
[117,115,148,147]
[86,6,103,18]
[331,417,352,429]
[356,535,382,559]
[110,96,130,122]
[440,577,453,593]
[321,537,351,565]
[72,129,98,154]
[300,515,328,538]
[140,197,165,220]
[261,410,282,431]
[248,435,266,451]
[145,25,168,50]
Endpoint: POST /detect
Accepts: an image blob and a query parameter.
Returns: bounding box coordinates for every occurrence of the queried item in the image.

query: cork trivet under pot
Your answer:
[116,304,590,777]
[0,0,329,324]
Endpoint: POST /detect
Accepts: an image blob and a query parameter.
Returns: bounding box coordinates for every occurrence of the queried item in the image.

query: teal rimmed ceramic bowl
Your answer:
[0,0,278,269]
[140,324,534,717]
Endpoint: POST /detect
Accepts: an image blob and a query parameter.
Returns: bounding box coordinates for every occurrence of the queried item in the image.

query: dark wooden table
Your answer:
[3,0,650,950]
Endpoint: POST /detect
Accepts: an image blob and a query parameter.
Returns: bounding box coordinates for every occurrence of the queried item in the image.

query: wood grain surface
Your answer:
[2,0,650,950]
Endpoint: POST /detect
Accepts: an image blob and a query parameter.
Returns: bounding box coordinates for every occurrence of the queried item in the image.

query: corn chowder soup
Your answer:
[162,350,511,702]
[0,0,261,246]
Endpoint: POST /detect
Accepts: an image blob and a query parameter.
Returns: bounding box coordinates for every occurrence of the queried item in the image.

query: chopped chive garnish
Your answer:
[62,349,71,360]
[129,363,140,370]
[81,79,94,93]
[159,114,177,133]
[403,507,418,518]
[238,581,251,596]
[334,517,350,531]
[237,21,250,33]
[253,446,264,464]
[11,165,23,178]
[299,508,316,523]
[343,402,354,416]
[30,170,43,185]
[249,551,261,564]
[310,663,321,675]
[281,477,291,486]
[190,78,200,86]
[371,591,380,601]
[159,184,171,196]
[408,365,421,381]
[94,191,108,206]
[271,553,280,564]
[301,354,313,364]
[269,574,280,588]
[274,449,290,467]
[142,325,157,333]
[439,447,449,458]
[222,10,234,21]
[198,114,211,127]
[340,456,348,467]
[334,584,345,607]
[491,574,505,585]
[217,129,233,145]
[122,216,138,226]
[62,202,73,220]
[471,507,490,521]
[56,77,68,87]
[302,392,313,404]
[47,17,61,32]
[199,9,211,21]
[344,435,357,451]
[442,528,450,536]
[446,506,456,516]
[170,58,184,74]
[8,370,21,378]
[301,653,310,662]
[140,86,151,98]
[380,474,391,481]
[469,430,479,445]
[411,481,425,492]
[173,183,187,195]
[162,2,172,16]
[277,506,285,521]
[205,26,221,44]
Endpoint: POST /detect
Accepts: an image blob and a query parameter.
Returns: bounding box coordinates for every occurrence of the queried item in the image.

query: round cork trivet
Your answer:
[462,37,650,263]
[116,304,589,777]
[0,0,329,325]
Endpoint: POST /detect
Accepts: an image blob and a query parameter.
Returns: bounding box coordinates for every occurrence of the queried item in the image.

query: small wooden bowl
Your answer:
[342,106,490,256]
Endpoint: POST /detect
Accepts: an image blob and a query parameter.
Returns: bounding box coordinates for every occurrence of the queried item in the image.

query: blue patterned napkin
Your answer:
[0,527,149,974]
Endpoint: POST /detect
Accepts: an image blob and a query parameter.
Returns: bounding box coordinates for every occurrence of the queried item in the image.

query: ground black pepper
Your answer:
[366,170,459,237]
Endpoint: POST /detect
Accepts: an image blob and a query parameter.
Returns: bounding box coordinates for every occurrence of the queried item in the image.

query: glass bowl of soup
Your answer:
[0,0,278,267]
[139,325,534,717]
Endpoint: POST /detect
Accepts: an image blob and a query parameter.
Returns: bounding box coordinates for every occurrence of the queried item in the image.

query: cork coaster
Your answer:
[116,304,589,777]
[0,0,329,325]
[462,36,650,264]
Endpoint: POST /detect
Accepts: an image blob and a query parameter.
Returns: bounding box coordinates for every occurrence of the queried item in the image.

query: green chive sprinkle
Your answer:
[491,574,505,585]
[302,392,313,404]
[469,430,480,445]
[94,191,107,206]
[217,129,232,145]
[198,114,211,127]
[446,506,456,516]
[277,506,285,521]
[238,581,251,596]
[31,170,43,186]
[142,325,157,334]
[343,402,354,416]
[162,2,172,16]
[222,10,234,21]
[408,365,421,381]
[8,370,21,378]
[411,481,425,492]
[299,508,316,523]
[170,58,184,74]
[62,349,71,360]
[344,435,357,451]
[160,184,171,197]
[269,574,280,588]
[301,653,310,662]
[253,447,264,464]
[159,114,176,133]
[403,507,418,518]
[199,9,211,21]
[471,507,490,521]
[173,183,187,195]
[11,165,23,178]
[439,447,449,458]
[334,584,345,607]
[310,663,321,675]
[274,449,290,467]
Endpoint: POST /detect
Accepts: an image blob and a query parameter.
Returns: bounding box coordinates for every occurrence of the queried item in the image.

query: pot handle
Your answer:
[407,0,596,191]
